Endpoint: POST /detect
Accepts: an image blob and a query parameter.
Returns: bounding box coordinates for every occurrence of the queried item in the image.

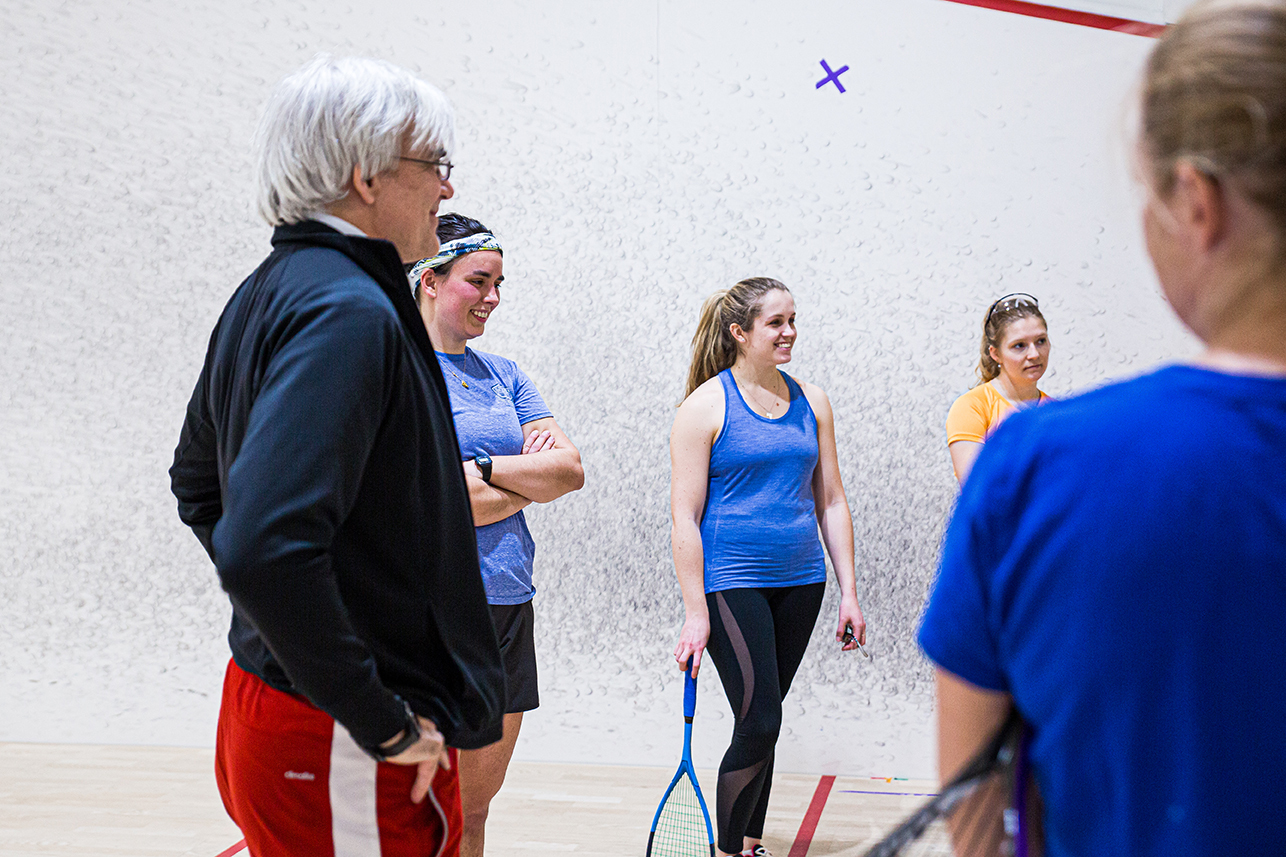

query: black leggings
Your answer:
[704,583,825,854]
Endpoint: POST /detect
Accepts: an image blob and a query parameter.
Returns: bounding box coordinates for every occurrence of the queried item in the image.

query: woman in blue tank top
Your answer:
[670,277,868,857]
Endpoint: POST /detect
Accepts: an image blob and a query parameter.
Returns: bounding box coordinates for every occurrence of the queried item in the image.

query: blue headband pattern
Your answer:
[407,232,503,292]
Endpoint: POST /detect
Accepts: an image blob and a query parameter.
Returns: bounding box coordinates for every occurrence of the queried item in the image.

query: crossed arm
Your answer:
[462,416,584,526]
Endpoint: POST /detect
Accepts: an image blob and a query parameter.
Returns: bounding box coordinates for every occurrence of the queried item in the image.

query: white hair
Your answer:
[253,54,456,226]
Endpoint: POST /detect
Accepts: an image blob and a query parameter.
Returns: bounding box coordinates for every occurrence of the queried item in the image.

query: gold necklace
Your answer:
[734,371,785,418]
[441,359,469,388]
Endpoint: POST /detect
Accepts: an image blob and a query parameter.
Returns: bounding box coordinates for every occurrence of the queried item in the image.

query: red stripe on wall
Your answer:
[940,0,1167,37]
[787,775,836,857]
[214,840,246,857]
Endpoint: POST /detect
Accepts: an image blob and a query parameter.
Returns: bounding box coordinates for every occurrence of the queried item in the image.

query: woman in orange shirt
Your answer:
[945,294,1052,484]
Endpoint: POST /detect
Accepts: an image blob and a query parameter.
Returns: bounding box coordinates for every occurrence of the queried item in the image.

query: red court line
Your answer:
[214,840,246,857]
[788,775,836,857]
[940,0,1167,37]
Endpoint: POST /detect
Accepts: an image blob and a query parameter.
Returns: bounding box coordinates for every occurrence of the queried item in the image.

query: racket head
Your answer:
[647,761,715,857]
[860,711,1040,857]
[861,777,1012,857]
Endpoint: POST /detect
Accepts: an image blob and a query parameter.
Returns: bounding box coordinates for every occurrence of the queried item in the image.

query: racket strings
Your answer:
[862,710,1035,857]
[650,773,712,857]
[863,771,1016,857]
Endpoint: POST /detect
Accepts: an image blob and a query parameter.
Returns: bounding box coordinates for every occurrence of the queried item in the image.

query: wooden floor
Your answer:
[0,743,937,856]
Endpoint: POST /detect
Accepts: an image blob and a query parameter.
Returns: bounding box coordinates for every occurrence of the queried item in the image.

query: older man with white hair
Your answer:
[170,55,504,857]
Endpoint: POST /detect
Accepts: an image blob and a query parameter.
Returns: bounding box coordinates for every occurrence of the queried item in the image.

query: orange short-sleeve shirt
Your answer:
[946,382,1050,445]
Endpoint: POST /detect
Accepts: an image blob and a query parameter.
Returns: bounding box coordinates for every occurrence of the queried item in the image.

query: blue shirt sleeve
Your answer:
[918,418,1031,692]
[509,363,552,425]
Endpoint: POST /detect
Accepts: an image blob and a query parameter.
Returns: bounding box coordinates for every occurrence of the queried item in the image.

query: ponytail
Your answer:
[685,291,736,398]
[683,277,789,399]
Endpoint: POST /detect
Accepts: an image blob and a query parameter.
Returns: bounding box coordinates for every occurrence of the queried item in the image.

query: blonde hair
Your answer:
[684,278,789,398]
[1142,0,1286,239]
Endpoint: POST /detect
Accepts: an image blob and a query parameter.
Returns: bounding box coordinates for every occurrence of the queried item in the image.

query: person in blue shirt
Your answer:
[408,214,584,857]
[670,277,868,857]
[919,3,1286,855]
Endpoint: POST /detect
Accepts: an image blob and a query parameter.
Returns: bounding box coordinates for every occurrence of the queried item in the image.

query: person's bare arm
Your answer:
[464,477,534,526]
[936,667,1012,783]
[950,440,984,486]
[937,669,1024,857]
[802,382,866,650]
[464,417,584,504]
[670,384,721,675]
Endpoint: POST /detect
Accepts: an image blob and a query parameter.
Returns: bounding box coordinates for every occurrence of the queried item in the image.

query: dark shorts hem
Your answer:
[489,600,539,713]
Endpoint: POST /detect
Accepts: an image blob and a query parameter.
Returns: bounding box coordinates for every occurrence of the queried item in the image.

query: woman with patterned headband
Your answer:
[945,293,1053,484]
[408,213,584,857]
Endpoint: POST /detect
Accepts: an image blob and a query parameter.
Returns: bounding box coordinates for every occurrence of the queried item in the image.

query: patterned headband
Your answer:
[407,232,504,291]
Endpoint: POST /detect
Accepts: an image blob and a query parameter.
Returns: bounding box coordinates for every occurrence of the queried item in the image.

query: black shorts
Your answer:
[490,600,539,713]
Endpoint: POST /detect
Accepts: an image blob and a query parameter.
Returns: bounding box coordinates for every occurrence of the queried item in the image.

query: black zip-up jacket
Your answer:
[170,221,504,751]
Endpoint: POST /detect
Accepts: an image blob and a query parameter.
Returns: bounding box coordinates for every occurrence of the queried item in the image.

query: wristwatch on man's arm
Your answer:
[359,698,421,762]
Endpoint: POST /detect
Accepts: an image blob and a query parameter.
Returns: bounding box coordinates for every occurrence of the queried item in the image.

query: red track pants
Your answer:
[215,659,462,857]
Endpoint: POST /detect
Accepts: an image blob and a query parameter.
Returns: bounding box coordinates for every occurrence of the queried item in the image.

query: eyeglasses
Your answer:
[398,156,453,182]
[985,293,1039,326]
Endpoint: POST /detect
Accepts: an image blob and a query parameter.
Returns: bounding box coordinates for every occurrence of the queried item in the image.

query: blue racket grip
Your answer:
[684,667,697,719]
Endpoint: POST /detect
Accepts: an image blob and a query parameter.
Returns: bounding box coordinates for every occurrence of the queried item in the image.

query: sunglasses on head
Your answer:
[985,293,1039,327]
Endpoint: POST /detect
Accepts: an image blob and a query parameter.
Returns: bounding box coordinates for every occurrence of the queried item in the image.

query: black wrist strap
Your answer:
[362,698,420,762]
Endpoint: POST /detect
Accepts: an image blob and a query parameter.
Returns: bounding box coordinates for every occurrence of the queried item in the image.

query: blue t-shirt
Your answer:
[437,348,552,605]
[701,369,827,592]
[919,365,1286,857]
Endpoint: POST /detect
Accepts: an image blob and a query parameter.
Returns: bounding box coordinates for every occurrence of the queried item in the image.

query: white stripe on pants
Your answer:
[330,722,382,857]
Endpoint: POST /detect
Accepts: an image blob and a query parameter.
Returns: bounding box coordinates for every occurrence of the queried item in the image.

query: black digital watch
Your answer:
[474,451,493,483]
[361,698,421,762]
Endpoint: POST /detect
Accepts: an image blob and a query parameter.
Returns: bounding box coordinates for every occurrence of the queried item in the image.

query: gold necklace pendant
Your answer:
[442,363,469,388]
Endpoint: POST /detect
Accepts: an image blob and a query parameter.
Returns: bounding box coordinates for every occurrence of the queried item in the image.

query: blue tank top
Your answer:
[701,369,828,593]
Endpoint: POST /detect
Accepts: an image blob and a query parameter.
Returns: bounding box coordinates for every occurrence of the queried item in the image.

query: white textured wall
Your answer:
[1044,0,1199,24]
[0,0,1192,777]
